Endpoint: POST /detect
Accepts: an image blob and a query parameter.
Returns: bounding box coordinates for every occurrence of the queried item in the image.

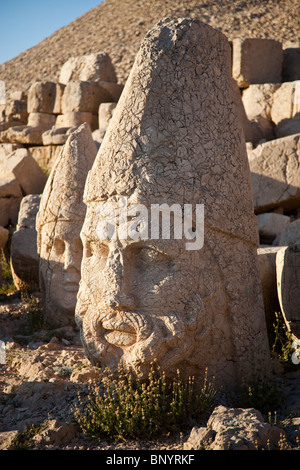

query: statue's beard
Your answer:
[76,284,209,379]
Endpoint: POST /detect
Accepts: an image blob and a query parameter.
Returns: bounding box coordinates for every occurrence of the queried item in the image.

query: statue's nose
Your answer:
[102,248,136,310]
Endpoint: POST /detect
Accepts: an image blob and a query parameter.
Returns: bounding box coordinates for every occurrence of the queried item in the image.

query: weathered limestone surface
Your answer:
[98,102,116,131]
[42,127,76,146]
[27,112,56,129]
[257,246,282,331]
[75,18,271,390]
[10,194,41,290]
[5,94,28,124]
[55,112,97,131]
[242,83,280,141]
[232,38,283,88]
[0,197,22,227]
[61,81,113,114]
[29,145,64,174]
[271,81,300,125]
[276,244,300,338]
[184,406,285,450]
[0,160,22,198]
[249,134,300,213]
[59,52,117,85]
[36,123,98,328]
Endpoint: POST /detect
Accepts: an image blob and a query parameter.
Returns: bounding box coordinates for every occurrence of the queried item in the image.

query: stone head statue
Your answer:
[36,122,97,328]
[75,18,272,389]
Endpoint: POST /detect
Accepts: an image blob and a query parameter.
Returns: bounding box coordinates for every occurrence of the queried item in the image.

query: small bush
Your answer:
[271,311,294,367]
[21,291,44,333]
[235,376,284,416]
[0,250,16,296]
[72,364,217,441]
[9,422,48,450]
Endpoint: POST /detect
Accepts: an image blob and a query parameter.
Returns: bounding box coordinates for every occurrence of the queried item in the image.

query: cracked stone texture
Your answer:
[36,123,98,329]
[10,194,41,290]
[75,18,271,390]
[249,133,300,213]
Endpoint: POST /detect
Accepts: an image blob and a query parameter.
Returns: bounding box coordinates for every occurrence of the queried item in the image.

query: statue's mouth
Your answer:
[102,320,137,347]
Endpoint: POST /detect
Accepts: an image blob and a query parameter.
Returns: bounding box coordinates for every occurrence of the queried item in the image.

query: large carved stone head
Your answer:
[75,18,271,389]
[36,123,97,328]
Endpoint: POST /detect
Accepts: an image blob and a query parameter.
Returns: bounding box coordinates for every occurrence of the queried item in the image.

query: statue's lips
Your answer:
[102,320,137,347]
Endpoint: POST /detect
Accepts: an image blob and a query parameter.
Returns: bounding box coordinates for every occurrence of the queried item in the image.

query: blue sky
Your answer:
[0,0,103,65]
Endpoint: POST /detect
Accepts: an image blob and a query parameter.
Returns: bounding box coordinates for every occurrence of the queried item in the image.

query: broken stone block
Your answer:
[276,244,300,338]
[28,145,64,175]
[4,148,47,195]
[275,117,300,139]
[242,83,280,121]
[249,134,300,213]
[257,246,282,331]
[92,129,105,149]
[232,38,283,88]
[257,212,290,245]
[279,219,300,246]
[0,160,22,198]
[27,81,65,114]
[205,406,285,450]
[10,194,41,290]
[0,226,9,250]
[98,102,116,130]
[59,52,117,85]
[5,96,28,123]
[0,125,45,145]
[42,127,76,146]
[0,197,22,227]
[61,80,113,114]
[27,112,56,129]
[0,143,21,157]
[282,46,300,82]
[271,81,300,125]
[55,112,97,131]
[242,83,279,141]
[97,81,123,102]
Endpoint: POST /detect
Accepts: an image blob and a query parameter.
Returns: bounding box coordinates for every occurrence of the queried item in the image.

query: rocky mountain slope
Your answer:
[0,0,299,92]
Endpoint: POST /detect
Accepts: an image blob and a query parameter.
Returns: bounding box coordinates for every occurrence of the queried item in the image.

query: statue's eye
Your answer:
[84,240,108,262]
[137,247,168,263]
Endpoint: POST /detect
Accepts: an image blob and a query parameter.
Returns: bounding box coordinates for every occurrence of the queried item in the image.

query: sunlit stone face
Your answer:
[75,199,233,382]
[39,220,82,326]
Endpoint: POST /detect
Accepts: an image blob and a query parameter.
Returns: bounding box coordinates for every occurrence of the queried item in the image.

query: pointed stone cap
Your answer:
[36,122,98,252]
[84,17,258,246]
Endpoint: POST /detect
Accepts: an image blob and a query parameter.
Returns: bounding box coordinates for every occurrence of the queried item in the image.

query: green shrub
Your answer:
[271,311,294,367]
[236,376,284,416]
[0,250,16,296]
[72,364,217,441]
